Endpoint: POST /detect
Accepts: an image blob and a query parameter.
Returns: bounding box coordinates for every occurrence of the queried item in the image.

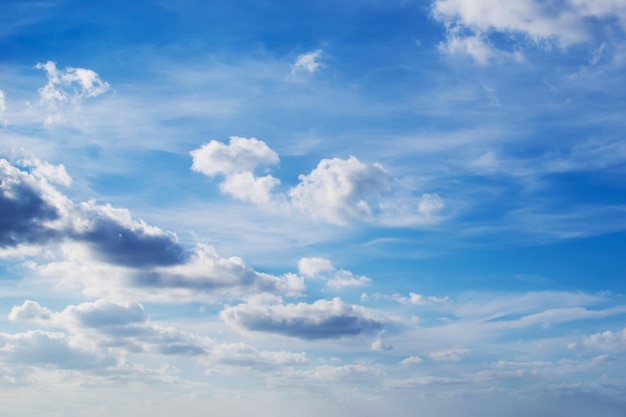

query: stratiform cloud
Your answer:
[428,348,471,362]
[220,294,387,339]
[291,49,325,74]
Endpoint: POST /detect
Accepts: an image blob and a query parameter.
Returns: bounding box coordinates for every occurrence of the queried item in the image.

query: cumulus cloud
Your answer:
[432,0,626,63]
[35,61,110,108]
[220,294,387,339]
[289,156,389,224]
[291,49,325,74]
[428,348,471,362]
[0,158,303,300]
[190,139,444,226]
[190,136,279,177]
[371,334,394,351]
[297,257,370,290]
[582,328,626,351]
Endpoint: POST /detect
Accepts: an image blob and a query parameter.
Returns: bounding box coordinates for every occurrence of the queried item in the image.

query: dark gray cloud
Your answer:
[76,216,187,268]
[0,182,59,246]
[221,296,386,339]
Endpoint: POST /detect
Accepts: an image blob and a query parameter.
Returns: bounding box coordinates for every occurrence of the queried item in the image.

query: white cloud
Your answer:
[190,136,279,177]
[289,156,389,224]
[291,49,325,74]
[428,348,471,362]
[371,334,394,351]
[298,257,335,278]
[582,328,626,351]
[297,257,370,290]
[400,355,423,365]
[34,61,110,126]
[220,294,387,339]
[0,89,6,127]
[432,0,626,63]
[219,171,280,205]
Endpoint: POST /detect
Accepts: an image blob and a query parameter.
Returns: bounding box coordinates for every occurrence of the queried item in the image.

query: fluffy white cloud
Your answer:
[432,0,626,62]
[190,139,444,227]
[428,348,471,362]
[371,334,394,351]
[298,257,335,278]
[219,171,280,204]
[34,61,110,125]
[289,156,389,224]
[297,257,370,290]
[190,136,279,177]
[291,49,325,74]
[582,328,626,351]
[220,294,387,339]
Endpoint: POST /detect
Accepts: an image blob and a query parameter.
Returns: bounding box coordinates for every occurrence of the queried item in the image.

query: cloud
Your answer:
[291,49,325,74]
[288,156,389,224]
[432,0,626,62]
[208,343,309,369]
[0,330,116,369]
[428,348,471,362]
[219,171,280,205]
[190,136,279,177]
[371,334,394,351]
[0,158,303,300]
[297,257,370,290]
[582,328,626,351]
[190,139,444,227]
[400,355,423,365]
[298,257,335,278]
[35,61,110,108]
[220,294,387,339]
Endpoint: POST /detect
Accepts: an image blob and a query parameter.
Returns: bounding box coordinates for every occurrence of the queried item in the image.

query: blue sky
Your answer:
[1,0,626,415]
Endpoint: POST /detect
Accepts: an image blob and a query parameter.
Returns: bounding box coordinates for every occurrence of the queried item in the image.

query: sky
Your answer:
[1,0,626,415]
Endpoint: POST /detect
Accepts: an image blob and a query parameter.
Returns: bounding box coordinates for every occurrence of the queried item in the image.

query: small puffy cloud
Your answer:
[428,348,471,362]
[289,156,389,225]
[298,257,335,278]
[401,355,423,365]
[582,328,626,351]
[291,49,325,74]
[8,300,52,322]
[34,61,110,123]
[394,292,449,306]
[220,295,387,339]
[190,136,279,177]
[219,171,280,205]
[297,257,370,290]
[371,334,394,352]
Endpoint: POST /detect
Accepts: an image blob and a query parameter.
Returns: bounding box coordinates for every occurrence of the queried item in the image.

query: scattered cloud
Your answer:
[428,348,471,362]
[297,257,370,290]
[220,294,387,339]
[291,49,325,74]
[190,136,279,177]
[400,355,423,365]
[432,0,626,63]
[582,328,626,351]
[190,139,444,226]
